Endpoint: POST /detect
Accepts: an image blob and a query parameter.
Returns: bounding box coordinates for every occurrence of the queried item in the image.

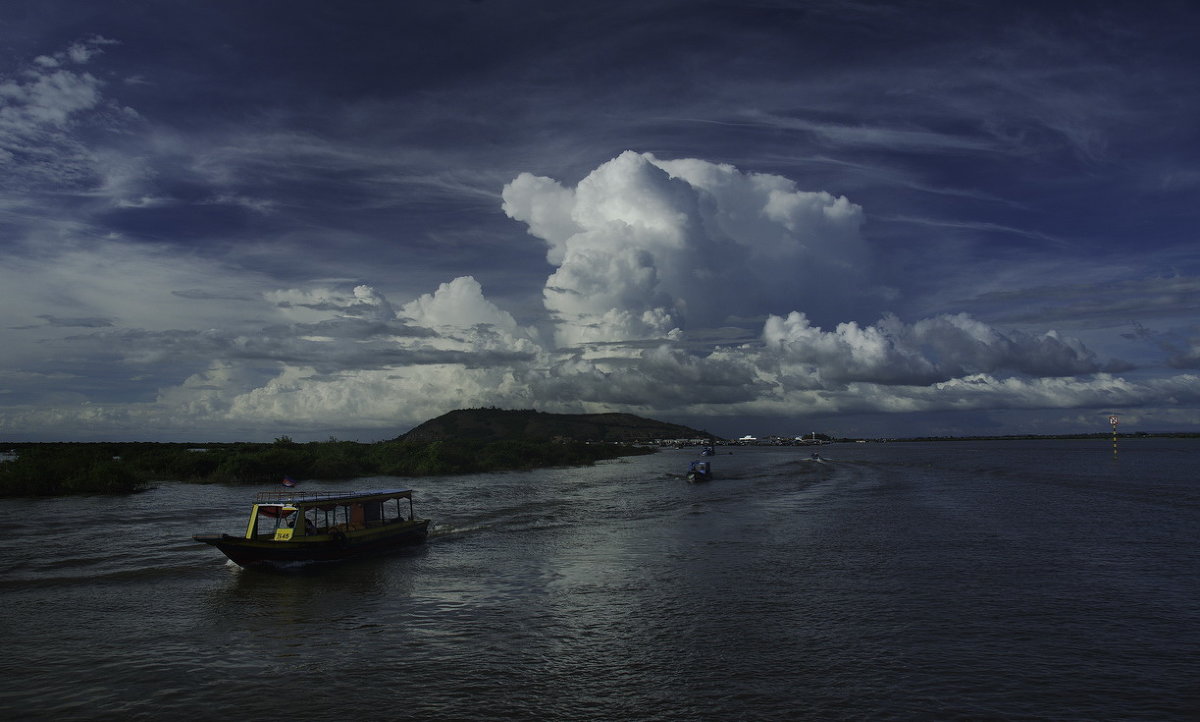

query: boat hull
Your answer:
[193,519,429,568]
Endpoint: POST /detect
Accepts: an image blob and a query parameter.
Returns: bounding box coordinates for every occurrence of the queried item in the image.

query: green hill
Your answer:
[398,408,719,444]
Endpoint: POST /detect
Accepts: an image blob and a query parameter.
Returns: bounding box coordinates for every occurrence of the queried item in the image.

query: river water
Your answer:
[1,439,1197,720]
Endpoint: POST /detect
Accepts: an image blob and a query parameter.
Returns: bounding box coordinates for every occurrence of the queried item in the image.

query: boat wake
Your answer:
[427,514,575,541]
[427,521,493,539]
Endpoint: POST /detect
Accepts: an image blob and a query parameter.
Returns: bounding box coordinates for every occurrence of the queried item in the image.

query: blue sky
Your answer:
[2,0,1198,441]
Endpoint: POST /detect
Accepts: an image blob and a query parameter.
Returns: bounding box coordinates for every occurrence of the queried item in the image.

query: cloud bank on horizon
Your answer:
[2,2,1199,441]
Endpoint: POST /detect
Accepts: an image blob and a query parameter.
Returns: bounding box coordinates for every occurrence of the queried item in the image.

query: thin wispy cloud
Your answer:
[884,215,1068,245]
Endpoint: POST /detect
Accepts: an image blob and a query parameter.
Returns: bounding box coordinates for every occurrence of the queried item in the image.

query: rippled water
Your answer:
[1,440,1197,720]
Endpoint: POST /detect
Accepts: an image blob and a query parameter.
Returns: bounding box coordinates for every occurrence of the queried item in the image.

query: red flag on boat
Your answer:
[282,476,297,487]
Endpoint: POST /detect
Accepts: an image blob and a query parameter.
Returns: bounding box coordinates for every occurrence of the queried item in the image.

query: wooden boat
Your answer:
[193,488,429,568]
[687,460,713,483]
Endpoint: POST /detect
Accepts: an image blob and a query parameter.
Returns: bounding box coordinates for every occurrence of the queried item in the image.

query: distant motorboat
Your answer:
[687,460,713,483]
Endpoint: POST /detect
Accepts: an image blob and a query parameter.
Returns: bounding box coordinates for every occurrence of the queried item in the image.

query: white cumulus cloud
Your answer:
[504,151,868,348]
[762,311,1104,386]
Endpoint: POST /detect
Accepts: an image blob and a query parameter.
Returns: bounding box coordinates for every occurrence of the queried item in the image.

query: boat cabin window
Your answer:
[251,493,415,538]
[254,506,299,538]
[346,499,408,528]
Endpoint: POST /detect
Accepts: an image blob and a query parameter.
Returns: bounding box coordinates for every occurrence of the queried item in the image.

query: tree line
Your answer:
[0,438,655,496]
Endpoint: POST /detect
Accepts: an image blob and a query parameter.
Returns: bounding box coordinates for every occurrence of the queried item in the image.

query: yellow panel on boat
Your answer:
[273,528,294,541]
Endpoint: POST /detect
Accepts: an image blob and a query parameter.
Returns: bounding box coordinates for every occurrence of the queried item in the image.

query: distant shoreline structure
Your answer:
[867,432,1199,443]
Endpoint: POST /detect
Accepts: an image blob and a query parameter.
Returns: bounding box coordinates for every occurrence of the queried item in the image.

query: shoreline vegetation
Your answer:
[2,399,1195,497]
[0,408,714,497]
[0,438,658,497]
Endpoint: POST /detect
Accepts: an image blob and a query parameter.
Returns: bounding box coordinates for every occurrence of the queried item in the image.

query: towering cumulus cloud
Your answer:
[503,151,867,347]
[490,151,1121,426]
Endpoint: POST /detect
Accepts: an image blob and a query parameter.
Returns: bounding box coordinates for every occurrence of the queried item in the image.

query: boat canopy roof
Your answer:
[254,488,413,507]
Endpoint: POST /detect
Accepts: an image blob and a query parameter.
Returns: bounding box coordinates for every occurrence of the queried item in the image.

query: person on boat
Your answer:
[810,452,821,460]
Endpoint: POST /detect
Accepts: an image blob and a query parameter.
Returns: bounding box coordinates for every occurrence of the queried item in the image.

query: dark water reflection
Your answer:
[1,440,1198,720]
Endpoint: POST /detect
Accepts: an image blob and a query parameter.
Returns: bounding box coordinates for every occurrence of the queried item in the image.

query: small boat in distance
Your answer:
[687,460,713,483]
[193,488,429,568]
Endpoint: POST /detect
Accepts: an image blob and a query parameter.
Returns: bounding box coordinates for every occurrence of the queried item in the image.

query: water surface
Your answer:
[1,440,1197,719]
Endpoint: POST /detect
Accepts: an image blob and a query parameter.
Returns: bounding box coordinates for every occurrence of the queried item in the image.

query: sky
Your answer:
[2,0,1199,442]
